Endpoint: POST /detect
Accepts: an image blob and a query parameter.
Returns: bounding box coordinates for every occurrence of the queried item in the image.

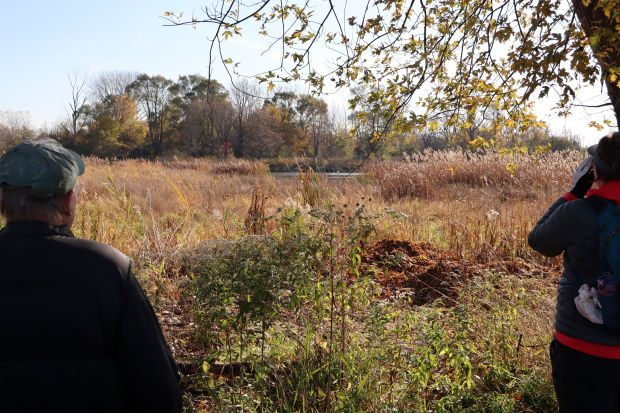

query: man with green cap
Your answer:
[0,139,181,412]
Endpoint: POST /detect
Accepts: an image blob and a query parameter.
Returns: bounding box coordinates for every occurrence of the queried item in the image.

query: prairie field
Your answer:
[73,150,579,412]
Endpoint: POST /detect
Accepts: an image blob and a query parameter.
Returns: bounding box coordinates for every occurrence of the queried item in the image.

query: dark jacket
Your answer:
[0,221,181,412]
[529,195,620,345]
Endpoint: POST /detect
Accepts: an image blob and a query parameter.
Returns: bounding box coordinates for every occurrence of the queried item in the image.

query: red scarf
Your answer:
[586,181,620,205]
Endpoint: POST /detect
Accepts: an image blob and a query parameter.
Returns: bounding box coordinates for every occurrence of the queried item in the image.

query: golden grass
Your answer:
[67,154,573,411]
[369,149,580,200]
[74,153,570,266]
[68,154,566,315]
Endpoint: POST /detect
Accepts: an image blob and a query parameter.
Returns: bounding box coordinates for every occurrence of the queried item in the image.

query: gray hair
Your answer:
[0,185,65,222]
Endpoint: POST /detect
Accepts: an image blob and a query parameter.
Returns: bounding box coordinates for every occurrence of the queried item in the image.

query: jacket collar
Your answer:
[586,181,620,205]
[0,221,74,238]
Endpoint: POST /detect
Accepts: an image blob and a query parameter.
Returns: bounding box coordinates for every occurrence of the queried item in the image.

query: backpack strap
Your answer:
[578,197,618,277]
[589,199,620,329]
[597,202,620,272]
[583,197,618,257]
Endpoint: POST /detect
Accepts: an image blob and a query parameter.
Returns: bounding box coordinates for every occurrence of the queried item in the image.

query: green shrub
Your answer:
[184,210,327,356]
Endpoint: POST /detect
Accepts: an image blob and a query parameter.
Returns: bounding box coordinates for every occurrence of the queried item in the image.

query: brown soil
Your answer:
[362,239,559,305]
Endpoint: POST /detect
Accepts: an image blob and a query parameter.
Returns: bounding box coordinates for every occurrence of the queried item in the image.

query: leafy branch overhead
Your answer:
[164,0,620,138]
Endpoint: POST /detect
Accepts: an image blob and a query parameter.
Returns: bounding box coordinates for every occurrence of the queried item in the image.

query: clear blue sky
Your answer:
[0,0,222,128]
[0,0,615,145]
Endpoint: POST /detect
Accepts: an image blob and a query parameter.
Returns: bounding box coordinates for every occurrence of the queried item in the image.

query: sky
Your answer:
[0,0,228,128]
[0,0,617,146]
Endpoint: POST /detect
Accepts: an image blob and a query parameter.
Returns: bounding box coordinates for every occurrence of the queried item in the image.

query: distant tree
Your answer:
[509,127,583,152]
[230,79,264,157]
[90,71,138,102]
[126,74,174,155]
[266,92,298,114]
[349,86,399,159]
[245,107,284,158]
[322,108,354,158]
[416,131,449,152]
[0,111,34,151]
[210,100,236,158]
[296,95,330,159]
[547,134,583,152]
[182,98,236,157]
[265,92,308,156]
[168,75,229,150]
[169,75,228,109]
[66,71,90,145]
[82,94,147,156]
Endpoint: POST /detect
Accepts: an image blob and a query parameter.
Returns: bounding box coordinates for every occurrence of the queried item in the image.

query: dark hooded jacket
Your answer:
[0,221,181,412]
[529,182,620,346]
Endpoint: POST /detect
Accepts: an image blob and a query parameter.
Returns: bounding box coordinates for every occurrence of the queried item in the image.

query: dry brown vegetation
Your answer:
[68,151,576,412]
[369,150,579,200]
[77,151,573,262]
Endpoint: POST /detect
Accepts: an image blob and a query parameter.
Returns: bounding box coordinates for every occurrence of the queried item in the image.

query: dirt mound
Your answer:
[362,239,559,305]
[363,240,466,305]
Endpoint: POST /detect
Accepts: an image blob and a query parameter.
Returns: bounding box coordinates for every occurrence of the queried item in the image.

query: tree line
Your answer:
[0,71,581,159]
[57,71,354,159]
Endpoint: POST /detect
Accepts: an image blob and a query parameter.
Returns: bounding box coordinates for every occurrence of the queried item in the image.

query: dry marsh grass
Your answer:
[369,149,581,200]
[66,153,577,412]
[75,153,565,269]
[86,157,270,175]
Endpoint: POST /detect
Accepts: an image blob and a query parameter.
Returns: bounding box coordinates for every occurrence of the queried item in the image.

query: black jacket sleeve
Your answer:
[116,265,182,413]
[528,197,572,257]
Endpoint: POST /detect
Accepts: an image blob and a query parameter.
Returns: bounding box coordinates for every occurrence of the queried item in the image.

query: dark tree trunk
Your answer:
[607,79,620,128]
[572,0,620,128]
[233,116,245,158]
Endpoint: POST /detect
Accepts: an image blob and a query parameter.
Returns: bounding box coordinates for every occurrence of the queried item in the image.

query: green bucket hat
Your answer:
[0,138,85,197]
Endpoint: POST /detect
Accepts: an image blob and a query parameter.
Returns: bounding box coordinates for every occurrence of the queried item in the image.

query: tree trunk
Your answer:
[236,117,245,158]
[572,0,620,128]
[606,78,620,128]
